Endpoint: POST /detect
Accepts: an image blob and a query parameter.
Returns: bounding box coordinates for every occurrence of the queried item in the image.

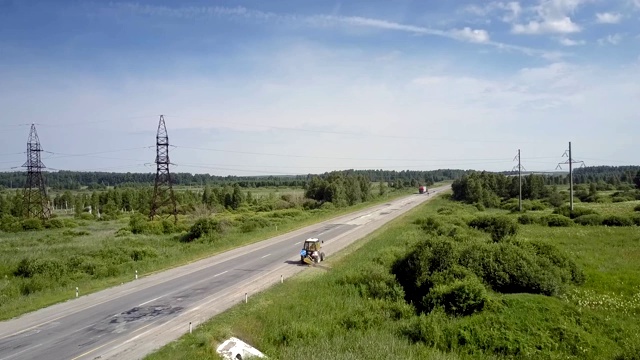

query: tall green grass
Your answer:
[0,188,420,320]
[146,195,640,360]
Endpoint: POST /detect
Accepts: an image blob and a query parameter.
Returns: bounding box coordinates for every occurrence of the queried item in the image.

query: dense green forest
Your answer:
[452,169,640,209]
[501,165,640,186]
[0,169,468,190]
[0,171,443,226]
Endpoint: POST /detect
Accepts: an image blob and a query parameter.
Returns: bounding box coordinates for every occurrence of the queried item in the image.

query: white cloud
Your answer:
[451,27,490,43]
[558,37,586,46]
[511,0,584,34]
[104,3,588,57]
[463,2,522,22]
[598,33,623,45]
[3,41,639,174]
[596,12,622,24]
[513,16,580,34]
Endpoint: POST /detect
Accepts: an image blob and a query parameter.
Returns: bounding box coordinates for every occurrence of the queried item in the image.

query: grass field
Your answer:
[0,186,423,321]
[145,193,640,360]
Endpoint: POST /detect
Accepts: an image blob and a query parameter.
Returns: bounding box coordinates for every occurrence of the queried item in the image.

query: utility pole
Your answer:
[22,124,51,220]
[556,141,585,211]
[149,115,178,224]
[513,149,525,212]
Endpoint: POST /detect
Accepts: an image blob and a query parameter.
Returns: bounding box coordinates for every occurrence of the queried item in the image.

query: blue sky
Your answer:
[1,0,639,176]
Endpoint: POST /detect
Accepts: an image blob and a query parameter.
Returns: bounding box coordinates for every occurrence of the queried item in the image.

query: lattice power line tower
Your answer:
[513,149,526,212]
[556,141,585,211]
[22,124,51,220]
[149,115,178,223]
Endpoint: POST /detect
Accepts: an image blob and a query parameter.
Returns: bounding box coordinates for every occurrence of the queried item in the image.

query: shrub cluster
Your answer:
[128,213,184,235]
[183,217,230,242]
[468,215,518,242]
[391,235,584,316]
[553,206,597,219]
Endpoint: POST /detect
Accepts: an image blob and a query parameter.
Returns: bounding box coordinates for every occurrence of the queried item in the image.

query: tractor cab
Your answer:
[300,238,325,264]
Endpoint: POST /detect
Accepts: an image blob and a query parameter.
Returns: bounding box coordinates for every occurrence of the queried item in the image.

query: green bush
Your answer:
[14,257,68,279]
[518,214,540,225]
[76,213,94,220]
[62,229,90,237]
[21,219,44,231]
[602,215,634,227]
[161,219,176,234]
[574,214,604,226]
[338,265,405,302]
[115,228,132,237]
[541,214,574,227]
[62,219,78,228]
[391,237,461,311]
[458,241,582,296]
[0,215,22,232]
[553,206,597,219]
[422,276,488,316]
[44,218,65,229]
[145,221,164,235]
[129,213,149,234]
[184,218,217,241]
[237,215,271,233]
[468,215,518,242]
[527,240,585,285]
[415,216,444,235]
[436,207,454,215]
[129,246,159,262]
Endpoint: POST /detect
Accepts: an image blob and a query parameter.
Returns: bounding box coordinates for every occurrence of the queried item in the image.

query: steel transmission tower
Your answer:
[512,149,526,212]
[556,141,585,211]
[149,115,178,223]
[22,124,51,220]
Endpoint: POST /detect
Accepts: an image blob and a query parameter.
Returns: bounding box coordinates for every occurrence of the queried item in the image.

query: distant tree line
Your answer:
[501,166,640,187]
[0,169,469,191]
[453,168,640,208]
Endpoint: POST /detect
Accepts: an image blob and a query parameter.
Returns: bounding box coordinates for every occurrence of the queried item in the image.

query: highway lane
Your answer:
[0,186,448,360]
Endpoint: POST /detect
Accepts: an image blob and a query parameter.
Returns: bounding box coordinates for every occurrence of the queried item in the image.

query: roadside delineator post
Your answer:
[245,293,248,303]
[75,287,78,298]
[189,322,192,334]
[135,270,138,280]
[281,275,283,283]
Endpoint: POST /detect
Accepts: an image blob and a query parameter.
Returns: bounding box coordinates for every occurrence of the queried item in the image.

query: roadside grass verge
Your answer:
[146,194,640,360]
[0,188,424,321]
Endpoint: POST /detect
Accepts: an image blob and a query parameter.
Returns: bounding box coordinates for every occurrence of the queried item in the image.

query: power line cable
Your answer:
[174,145,558,163]
[164,115,557,145]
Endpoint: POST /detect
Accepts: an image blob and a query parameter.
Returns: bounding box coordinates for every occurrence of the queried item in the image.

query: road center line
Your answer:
[260,254,271,259]
[213,271,228,277]
[138,295,164,307]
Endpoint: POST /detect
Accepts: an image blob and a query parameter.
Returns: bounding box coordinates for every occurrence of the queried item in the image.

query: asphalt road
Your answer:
[0,186,448,360]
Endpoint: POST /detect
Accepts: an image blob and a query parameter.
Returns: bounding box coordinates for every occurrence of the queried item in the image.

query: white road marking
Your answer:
[260,254,271,259]
[295,242,301,245]
[138,296,164,307]
[213,271,228,277]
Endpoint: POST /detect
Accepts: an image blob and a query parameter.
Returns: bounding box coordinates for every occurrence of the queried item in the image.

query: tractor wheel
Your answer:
[320,252,325,261]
